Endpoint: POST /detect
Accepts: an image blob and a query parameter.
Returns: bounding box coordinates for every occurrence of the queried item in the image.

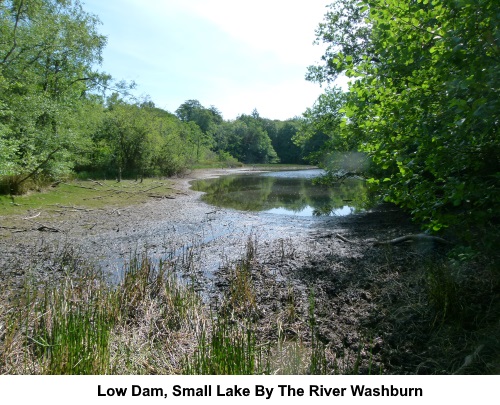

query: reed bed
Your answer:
[0,239,331,375]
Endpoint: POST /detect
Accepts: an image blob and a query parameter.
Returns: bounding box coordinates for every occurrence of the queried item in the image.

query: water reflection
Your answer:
[191,170,371,217]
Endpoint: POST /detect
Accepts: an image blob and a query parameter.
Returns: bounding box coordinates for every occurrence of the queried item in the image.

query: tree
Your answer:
[175,99,222,134]
[228,115,278,164]
[294,87,359,170]
[0,0,109,192]
[309,0,500,237]
[261,119,303,164]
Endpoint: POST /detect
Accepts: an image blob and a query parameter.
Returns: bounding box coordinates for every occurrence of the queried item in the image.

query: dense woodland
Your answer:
[1,0,499,253]
[0,0,325,195]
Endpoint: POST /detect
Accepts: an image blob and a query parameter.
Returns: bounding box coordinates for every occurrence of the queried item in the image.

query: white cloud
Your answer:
[83,0,329,119]
[175,0,329,64]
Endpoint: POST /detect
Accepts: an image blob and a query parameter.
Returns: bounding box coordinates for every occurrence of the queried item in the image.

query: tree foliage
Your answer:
[0,1,324,195]
[309,0,500,238]
[225,113,279,164]
[0,0,109,189]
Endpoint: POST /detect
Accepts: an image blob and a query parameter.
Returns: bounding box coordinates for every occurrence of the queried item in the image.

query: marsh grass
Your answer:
[0,251,203,374]
[183,317,272,375]
[0,244,329,375]
[182,237,333,375]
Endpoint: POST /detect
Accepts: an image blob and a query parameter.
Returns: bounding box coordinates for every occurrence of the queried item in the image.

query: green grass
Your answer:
[183,317,272,375]
[0,178,176,217]
[0,235,336,375]
[0,251,203,374]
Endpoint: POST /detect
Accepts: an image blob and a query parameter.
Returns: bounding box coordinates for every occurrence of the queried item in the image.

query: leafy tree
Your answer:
[294,87,356,170]
[175,99,222,134]
[91,97,211,178]
[0,0,109,191]
[267,120,303,164]
[309,0,500,238]
[228,114,278,164]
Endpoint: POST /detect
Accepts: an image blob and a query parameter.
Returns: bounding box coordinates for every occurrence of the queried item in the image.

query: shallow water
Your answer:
[191,169,370,217]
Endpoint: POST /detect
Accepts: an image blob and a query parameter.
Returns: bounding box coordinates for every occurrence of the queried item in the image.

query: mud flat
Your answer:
[1,168,494,374]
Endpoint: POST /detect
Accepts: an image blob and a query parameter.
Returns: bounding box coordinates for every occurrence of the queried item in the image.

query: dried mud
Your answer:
[0,169,483,374]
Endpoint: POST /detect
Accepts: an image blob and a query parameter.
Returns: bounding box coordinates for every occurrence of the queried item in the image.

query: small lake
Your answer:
[191,169,372,217]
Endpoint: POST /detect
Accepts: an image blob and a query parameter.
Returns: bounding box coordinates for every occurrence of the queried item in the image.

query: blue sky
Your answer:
[82,0,332,120]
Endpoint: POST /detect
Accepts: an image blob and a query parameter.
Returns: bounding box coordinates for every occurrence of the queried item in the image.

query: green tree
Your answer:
[0,0,109,192]
[228,114,278,164]
[91,97,208,179]
[175,99,222,134]
[309,0,500,237]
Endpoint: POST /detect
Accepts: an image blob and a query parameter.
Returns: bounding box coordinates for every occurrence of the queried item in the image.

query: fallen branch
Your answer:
[137,184,165,193]
[335,233,356,244]
[0,225,23,230]
[36,224,60,232]
[62,182,97,190]
[335,233,452,246]
[147,194,175,199]
[373,234,453,246]
[1,223,60,232]
[88,179,104,186]
[28,220,61,232]
[51,204,93,211]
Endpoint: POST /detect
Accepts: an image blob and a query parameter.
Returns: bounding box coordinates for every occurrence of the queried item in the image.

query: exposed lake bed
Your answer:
[1,168,492,374]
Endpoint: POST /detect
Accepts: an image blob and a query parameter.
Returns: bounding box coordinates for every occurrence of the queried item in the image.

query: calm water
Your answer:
[191,169,371,217]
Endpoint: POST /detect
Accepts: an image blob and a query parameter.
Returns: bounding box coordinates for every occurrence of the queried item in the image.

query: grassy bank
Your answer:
[0,179,177,218]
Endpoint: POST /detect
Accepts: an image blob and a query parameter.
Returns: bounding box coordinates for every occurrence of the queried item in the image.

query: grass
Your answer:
[1,237,497,374]
[183,317,272,375]
[0,251,203,374]
[0,178,176,217]
[181,237,336,375]
[0,239,333,375]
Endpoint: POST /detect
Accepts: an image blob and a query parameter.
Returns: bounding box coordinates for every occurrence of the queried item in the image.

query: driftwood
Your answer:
[335,234,357,244]
[62,182,97,190]
[23,212,41,220]
[0,225,21,230]
[373,234,453,246]
[147,194,175,199]
[88,179,104,186]
[1,224,60,233]
[51,204,93,212]
[335,233,452,246]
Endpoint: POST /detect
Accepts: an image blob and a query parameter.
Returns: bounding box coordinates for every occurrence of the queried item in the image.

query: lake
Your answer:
[191,169,371,217]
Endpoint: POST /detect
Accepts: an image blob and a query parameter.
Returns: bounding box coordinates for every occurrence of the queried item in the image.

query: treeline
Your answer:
[0,0,321,195]
[299,0,499,249]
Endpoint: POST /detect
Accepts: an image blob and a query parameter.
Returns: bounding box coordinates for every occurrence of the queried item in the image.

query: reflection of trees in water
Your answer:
[310,180,372,216]
[192,174,372,215]
[193,175,275,211]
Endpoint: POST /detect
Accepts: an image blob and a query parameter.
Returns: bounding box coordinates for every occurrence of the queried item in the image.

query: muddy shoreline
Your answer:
[1,168,488,374]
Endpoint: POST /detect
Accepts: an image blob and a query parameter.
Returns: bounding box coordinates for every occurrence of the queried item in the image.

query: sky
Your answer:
[82,0,332,120]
